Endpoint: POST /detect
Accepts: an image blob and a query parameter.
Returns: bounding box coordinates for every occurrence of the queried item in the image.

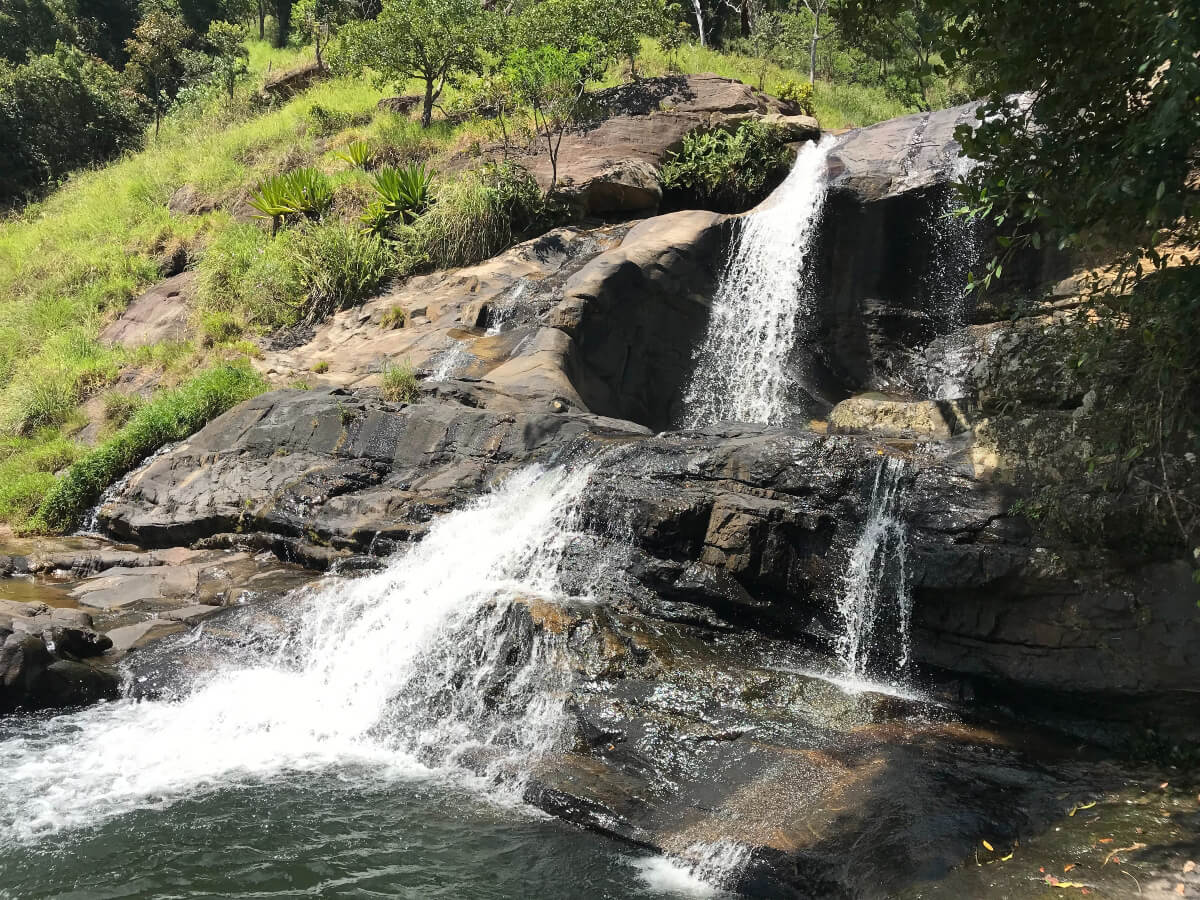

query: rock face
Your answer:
[259,61,327,100]
[99,271,195,349]
[827,102,980,203]
[0,599,117,712]
[521,74,818,214]
[258,211,725,430]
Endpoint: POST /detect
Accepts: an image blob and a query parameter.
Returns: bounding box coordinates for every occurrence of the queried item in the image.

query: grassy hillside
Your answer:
[0,36,938,532]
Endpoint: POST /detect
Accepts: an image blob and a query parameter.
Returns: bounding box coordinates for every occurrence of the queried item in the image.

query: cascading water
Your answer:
[924,154,982,400]
[834,456,913,684]
[430,281,529,382]
[0,464,594,845]
[680,135,837,428]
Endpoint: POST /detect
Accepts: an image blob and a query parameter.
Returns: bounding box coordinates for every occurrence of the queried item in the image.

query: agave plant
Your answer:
[336,140,373,169]
[248,167,334,234]
[283,167,334,219]
[247,173,294,234]
[371,163,434,224]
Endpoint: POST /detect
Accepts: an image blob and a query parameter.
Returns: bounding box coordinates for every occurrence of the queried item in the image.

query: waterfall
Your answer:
[835,456,913,683]
[924,154,981,400]
[0,464,594,845]
[680,135,836,428]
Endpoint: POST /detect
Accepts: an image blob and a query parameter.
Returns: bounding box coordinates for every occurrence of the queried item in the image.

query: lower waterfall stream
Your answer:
[0,466,711,897]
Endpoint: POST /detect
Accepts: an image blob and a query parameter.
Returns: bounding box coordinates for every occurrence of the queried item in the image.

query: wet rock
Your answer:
[827,103,980,203]
[517,603,1108,899]
[0,629,118,713]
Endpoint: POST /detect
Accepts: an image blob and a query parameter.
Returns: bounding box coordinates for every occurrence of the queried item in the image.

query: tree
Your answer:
[930,0,1200,553]
[205,20,249,98]
[746,10,794,90]
[514,0,672,80]
[798,0,831,85]
[833,0,942,108]
[272,0,293,46]
[504,44,593,193]
[123,10,192,137]
[0,43,145,200]
[332,0,487,127]
[294,0,372,66]
[0,0,69,65]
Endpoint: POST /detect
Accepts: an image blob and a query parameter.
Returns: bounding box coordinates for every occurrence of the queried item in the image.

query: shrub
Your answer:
[0,331,117,435]
[399,162,559,270]
[370,163,435,225]
[778,78,815,116]
[248,167,334,232]
[659,119,793,212]
[101,391,144,426]
[0,44,146,202]
[197,223,306,329]
[31,362,267,533]
[336,139,373,169]
[0,434,80,524]
[380,305,406,329]
[199,309,244,345]
[292,222,396,320]
[306,103,353,137]
[380,360,418,403]
[312,360,330,373]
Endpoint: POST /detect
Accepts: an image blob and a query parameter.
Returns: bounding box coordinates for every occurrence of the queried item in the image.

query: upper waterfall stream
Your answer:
[680,136,836,428]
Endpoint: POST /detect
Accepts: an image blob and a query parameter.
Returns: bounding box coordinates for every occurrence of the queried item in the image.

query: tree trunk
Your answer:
[740,0,750,37]
[421,77,434,127]
[809,9,819,85]
[273,0,291,48]
[257,0,265,39]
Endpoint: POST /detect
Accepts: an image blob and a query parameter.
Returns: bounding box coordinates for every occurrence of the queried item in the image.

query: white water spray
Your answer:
[835,456,913,682]
[681,136,836,428]
[0,465,594,845]
[925,153,981,400]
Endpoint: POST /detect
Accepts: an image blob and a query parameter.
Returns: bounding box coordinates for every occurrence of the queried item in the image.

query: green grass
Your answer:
[30,361,267,534]
[380,360,419,403]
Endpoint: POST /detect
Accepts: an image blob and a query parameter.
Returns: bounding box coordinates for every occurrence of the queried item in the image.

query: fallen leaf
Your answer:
[1065,864,1077,872]
[1175,885,1185,896]
[1040,867,1046,874]
[1099,838,1115,844]
[1160,782,1169,789]
[982,840,995,851]
[1001,852,1014,861]
[1184,860,1196,874]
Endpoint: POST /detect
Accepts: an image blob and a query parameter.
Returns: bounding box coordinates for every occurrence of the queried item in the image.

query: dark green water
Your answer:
[0,772,702,900]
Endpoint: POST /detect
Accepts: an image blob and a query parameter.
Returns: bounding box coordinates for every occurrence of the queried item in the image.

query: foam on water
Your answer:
[631,840,751,897]
[0,464,594,845]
